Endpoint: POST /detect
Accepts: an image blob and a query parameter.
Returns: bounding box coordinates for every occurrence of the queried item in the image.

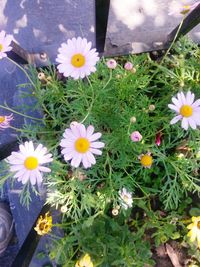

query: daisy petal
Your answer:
[56,37,99,79]
[89,132,102,142]
[71,153,82,168]
[192,99,200,108]
[90,141,105,148]
[168,104,179,112]
[86,125,95,138]
[61,123,104,168]
[86,151,96,165]
[89,148,102,155]
[188,118,197,129]
[181,117,189,130]
[170,115,182,124]
[7,141,52,185]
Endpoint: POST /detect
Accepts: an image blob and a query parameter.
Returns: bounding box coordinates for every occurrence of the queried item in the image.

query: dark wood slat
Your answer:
[11,204,50,267]
[95,0,110,53]
[7,41,31,64]
[7,41,49,66]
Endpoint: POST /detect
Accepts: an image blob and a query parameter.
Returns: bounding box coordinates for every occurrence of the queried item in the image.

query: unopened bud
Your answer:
[60,205,68,213]
[38,72,46,80]
[124,62,133,71]
[131,67,136,74]
[106,59,117,69]
[116,74,121,79]
[149,104,155,111]
[112,208,119,216]
[130,116,136,123]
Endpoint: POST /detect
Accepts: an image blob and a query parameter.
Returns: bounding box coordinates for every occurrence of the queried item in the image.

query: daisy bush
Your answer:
[1,35,200,266]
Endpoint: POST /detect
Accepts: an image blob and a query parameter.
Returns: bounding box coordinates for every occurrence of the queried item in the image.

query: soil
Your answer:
[152,241,190,267]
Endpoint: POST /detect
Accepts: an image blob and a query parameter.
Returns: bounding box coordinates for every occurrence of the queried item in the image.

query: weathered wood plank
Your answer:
[0,0,95,64]
[167,3,200,43]
[105,0,200,56]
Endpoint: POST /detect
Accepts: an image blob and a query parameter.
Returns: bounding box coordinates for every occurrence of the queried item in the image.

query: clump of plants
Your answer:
[1,30,200,266]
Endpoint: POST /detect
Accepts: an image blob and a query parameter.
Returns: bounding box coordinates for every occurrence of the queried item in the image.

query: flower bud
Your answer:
[124,61,133,70]
[106,59,117,69]
[130,131,142,142]
[149,104,155,111]
[60,205,68,213]
[130,116,136,123]
[38,72,46,80]
[112,208,119,216]
[131,67,136,74]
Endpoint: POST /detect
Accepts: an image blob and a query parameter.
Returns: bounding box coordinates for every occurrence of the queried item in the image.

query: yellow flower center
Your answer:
[140,155,153,167]
[123,195,129,203]
[181,5,190,14]
[75,138,90,153]
[197,221,200,230]
[71,53,85,68]
[0,44,3,51]
[180,105,193,117]
[24,156,38,170]
[0,116,5,123]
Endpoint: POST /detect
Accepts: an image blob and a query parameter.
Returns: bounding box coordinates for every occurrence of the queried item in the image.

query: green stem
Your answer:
[80,77,95,124]
[148,18,184,83]
[0,104,44,121]
[7,57,36,88]
[123,168,149,197]
[81,72,112,124]
[0,172,13,187]
[9,125,60,134]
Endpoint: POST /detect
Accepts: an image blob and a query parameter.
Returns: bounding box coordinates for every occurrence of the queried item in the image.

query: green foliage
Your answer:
[2,37,200,266]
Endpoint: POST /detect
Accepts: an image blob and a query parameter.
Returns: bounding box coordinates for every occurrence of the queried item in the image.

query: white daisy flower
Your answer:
[6,141,53,185]
[168,91,200,130]
[119,187,133,210]
[60,123,105,169]
[0,30,13,59]
[0,113,13,130]
[56,37,99,80]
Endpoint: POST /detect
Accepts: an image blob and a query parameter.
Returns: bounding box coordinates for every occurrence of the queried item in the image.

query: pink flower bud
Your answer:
[124,62,133,70]
[130,131,142,142]
[155,132,162,146]
[106,59,117,69]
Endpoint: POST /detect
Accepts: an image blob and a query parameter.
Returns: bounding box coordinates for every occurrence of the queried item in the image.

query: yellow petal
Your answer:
[190,229,197,242]
[88,262,94,267]
[197,234,200,249]
[187,223,194,229]
[187,230,192,237]
[79,254,93,267]
[192,216,197,222]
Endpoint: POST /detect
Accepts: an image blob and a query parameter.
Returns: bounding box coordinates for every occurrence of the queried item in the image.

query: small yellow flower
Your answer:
[187,216,200,248]
[139,152,153,168]
[75,253,94,267]
[34,212,52,236]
